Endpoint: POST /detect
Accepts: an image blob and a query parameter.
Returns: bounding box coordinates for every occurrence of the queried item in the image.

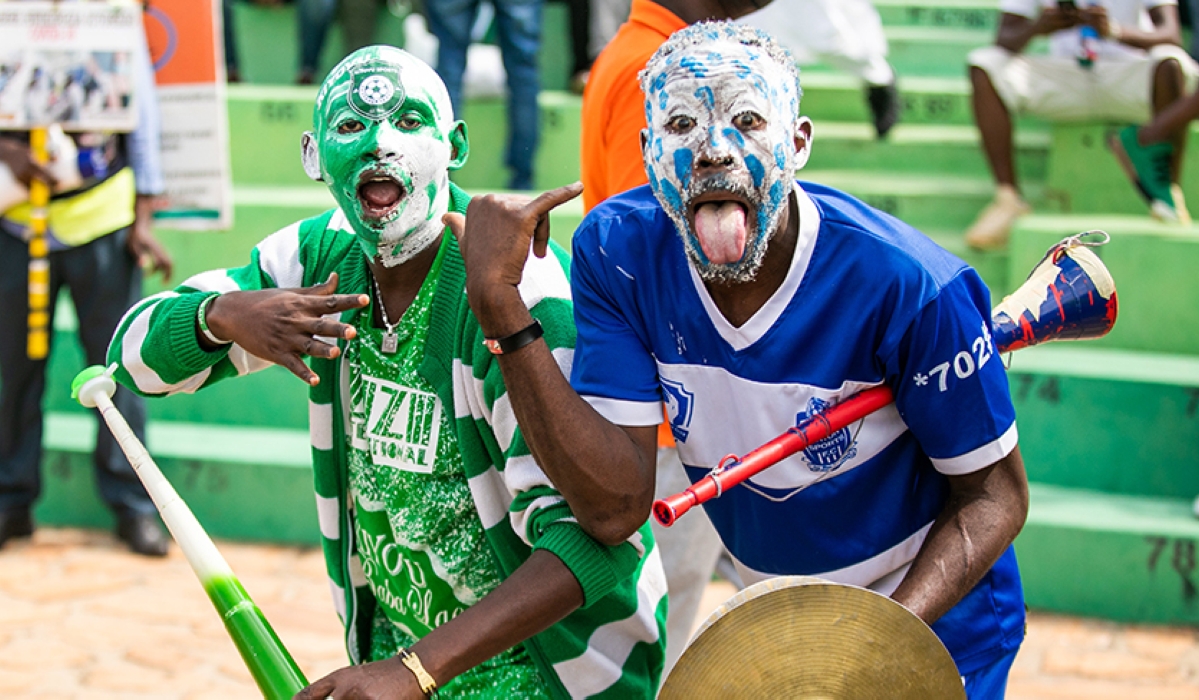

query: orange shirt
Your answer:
[580,0,686,214]
[579,0,687,447]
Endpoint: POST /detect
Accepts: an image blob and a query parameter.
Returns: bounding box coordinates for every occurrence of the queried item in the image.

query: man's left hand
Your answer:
[1084,5,1113,38]
[444,182,583,294]
[293,657,425,700]
[129,194,173,281]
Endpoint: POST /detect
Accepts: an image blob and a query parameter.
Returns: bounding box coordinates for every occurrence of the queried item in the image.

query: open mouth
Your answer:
[688,192,754,265]
[357,172,406,221]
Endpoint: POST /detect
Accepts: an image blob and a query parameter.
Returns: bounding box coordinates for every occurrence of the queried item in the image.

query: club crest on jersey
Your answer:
[349,63,405,121]
[796,397,857,472]
[661,379,694,443]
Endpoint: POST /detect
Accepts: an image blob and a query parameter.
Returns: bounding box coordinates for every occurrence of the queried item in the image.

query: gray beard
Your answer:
[670,177,789,286]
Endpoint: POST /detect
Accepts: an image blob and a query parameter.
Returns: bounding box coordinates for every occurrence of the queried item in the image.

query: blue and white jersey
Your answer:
[570,181,1024,673]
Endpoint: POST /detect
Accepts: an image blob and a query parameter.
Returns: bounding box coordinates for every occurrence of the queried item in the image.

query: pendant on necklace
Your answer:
[381,329,399,354]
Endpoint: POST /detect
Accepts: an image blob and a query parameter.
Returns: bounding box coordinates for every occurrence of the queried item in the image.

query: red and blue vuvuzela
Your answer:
[990,236,1118,352]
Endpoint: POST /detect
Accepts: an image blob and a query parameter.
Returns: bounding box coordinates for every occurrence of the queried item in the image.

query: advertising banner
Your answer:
[144,0,232,228]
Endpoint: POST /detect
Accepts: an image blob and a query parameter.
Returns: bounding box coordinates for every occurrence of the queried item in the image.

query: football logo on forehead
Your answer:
[349,63,405,120]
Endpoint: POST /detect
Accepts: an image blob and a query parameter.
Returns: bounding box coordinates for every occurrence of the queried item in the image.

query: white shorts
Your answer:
[969,44,1199,123]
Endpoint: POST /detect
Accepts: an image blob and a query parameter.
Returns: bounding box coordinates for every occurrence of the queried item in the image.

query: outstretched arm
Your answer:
[890,447,1029,625]
[444,184,659,546]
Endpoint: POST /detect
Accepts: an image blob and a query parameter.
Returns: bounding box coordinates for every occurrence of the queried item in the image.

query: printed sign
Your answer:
[0,1,142,131]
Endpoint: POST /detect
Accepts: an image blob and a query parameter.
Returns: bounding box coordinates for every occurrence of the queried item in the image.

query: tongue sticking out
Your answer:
[694,202,748,264]
[360,180,402,210]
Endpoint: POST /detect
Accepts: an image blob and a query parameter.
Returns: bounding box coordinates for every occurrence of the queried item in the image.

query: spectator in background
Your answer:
[426,0,544,190]
[965,0,1198,251]
[0,31,173,557]
[223,0,242,82]
[578,0,772,674]
[589,0,629,61]
[739,0,901,140]
[222,0,337,84]
[297,0,338,84]
[548,0,594,93]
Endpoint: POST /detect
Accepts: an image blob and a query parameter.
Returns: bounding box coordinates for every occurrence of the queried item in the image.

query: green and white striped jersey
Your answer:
[107,185,668,699]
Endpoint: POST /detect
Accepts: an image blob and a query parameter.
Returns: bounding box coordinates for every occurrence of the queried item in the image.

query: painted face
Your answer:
[302,46,468,267]
[641,34,805,284]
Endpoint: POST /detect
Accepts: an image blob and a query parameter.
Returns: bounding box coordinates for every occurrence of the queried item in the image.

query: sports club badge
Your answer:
[662,379,694,443]
[796,397,857,473]
[348,62,405,121]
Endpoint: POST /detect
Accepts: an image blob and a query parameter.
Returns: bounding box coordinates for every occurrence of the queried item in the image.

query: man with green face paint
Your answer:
[106,45,667,699]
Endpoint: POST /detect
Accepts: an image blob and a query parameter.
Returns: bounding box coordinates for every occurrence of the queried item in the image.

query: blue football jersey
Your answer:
[570,181,1024,673]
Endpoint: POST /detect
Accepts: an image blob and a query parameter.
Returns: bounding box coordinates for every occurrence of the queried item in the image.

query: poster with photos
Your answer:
[0,1,144,132]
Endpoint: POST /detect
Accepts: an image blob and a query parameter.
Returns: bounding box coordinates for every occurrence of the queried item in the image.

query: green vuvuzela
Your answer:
[204,575,308,699]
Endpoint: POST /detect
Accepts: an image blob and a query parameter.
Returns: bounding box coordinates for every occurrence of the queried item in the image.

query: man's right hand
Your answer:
[201,272,369,385]
[1034,7,1082,35]
[0,137,57,188]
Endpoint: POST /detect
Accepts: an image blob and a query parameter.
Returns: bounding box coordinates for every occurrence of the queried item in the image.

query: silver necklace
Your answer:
[370,274,399,354]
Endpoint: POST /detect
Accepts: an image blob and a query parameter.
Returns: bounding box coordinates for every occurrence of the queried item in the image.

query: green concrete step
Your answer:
[1018,483,1199,625]
[801,169,1052,232]
[1007,344,1199,500]
[874,0,999,29]
[36,412,318,545]
[876,26,994,78]
[800,25,1024,80]
[226,0,578,92]
[809,122,1048,183]
[1044,123,1199,217]
[1008,214,1199,356]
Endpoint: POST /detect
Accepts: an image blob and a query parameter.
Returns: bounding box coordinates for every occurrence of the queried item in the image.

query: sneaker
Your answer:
[965,186,1030,251]
[1108,125,1182,221]
[866,81,900,140]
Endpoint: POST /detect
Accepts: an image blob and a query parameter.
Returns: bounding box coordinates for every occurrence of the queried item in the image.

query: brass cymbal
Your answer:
[658,576,966,700]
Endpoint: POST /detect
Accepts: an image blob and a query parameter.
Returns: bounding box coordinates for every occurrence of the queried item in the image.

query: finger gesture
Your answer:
[203,272,369,385]
[443,182,583,294]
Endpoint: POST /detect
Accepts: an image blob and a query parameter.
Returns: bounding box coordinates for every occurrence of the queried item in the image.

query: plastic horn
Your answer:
[71,365,309,699]
[653,232,1118,527]
[26,126,51,360]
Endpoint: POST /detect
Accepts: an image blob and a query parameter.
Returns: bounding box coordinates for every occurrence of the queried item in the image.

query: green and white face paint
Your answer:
[639,23,808,285]
[302,46,468,267]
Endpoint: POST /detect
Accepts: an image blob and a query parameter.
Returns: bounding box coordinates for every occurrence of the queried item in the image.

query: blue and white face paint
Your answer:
[640,24,808,284]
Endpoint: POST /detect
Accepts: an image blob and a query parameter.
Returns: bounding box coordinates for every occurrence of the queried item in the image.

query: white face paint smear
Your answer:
[313,47,462,267]
[641,33,801,284]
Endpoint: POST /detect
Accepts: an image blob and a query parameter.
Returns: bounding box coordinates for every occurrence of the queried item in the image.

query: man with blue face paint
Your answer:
[451,22,1029,698]
[106,45,666,699]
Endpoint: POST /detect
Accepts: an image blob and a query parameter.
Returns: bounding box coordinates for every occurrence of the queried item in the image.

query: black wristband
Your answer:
[483,319,544,355]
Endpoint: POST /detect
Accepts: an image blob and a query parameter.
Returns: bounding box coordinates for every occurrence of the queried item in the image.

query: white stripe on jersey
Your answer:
[734,521,932,593]
[658,361,905,491]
